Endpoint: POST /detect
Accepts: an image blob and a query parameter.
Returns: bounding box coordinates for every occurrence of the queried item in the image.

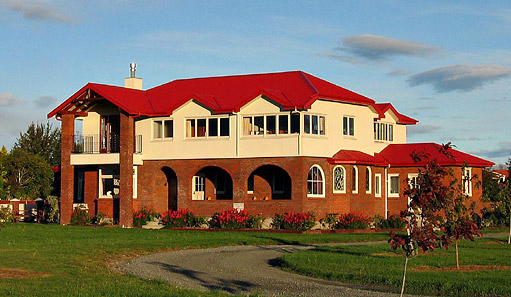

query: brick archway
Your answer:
[248,165,292,200]
[162,167,178,211]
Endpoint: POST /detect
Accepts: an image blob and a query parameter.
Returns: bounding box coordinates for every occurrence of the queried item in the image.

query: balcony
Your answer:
[72,134,142,154]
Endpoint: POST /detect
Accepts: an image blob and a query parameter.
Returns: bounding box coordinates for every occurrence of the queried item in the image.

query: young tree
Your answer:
[13,122,61,166]
[0,146,9,199]
[389,157,451,297]
[495,158,511,243]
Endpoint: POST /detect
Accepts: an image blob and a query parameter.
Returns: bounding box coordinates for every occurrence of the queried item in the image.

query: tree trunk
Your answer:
[400,256,409,297]
[455,240,460,270]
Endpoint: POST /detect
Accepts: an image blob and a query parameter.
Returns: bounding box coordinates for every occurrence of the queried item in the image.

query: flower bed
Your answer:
[272,212,315,231]
[161,209,205,228]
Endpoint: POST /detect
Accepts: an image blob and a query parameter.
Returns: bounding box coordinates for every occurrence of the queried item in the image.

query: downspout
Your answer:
[295,108,301,156]
[234,112,239,157]
[385,163,390,219]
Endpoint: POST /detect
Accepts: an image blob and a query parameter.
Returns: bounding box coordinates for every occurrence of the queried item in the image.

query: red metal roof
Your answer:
[377,143,494,167]
[327,150,387,166]
[495,169,510,178]
[329,143,494,168]
[373,103,418,125]
[48,71,416,120]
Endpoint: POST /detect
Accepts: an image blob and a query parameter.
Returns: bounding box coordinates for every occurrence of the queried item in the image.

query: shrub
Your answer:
[320,213,338,229]
[70,207,90,226]
[133,208,160,227]
[374,215,406,229]
[0,206,14,224]
[272,212,315,231]
[91,212,109,225]
[209,209,257,229]
[44,195,59,223]
[334,212,370,230]
[481,207,508,227]
[161,209,206,228]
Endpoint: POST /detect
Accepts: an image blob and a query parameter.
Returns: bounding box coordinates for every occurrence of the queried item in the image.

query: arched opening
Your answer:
[162,167,178,211]
[248,165,292,200]
[192,166,233,200]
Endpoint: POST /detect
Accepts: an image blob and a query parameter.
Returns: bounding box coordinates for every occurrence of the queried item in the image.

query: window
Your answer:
[192,175,205,200]
[408,173,419,189]
[291,113,300,134]
[153,119,174,139]
[242,114,296,136]
[462,167,472,196]
[333,166,346,193]
[374,122,393,142]
[187,117,229,138]
[133,166,138,198]
[208,118,218,136]
[99,167,120,198]
[266,115,276,134]
[365,167,371,193]
[279,115,288,134]
[343,116,355,136]
[304,114,325,135]
[352,166,358,193]
[375,174,382,197]
[388,174,400,197]
[307,165,325,197]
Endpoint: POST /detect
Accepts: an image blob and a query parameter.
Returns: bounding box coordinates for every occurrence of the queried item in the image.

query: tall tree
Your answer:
[0,146,9,199]
[13,122,61,166]
[4,149,54,200]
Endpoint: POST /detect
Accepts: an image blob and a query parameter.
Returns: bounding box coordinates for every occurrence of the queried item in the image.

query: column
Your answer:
[60,114,75,224]
[119,111,134,227]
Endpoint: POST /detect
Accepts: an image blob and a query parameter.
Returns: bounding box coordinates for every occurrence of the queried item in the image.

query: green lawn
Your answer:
[278,237,511,296]
[0,224,388,297]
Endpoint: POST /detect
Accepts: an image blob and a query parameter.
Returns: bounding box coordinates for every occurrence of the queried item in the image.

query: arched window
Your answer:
[307,165,325,197]
[352,166,358,193]
[365,167,372,193]
[333,166,346,193]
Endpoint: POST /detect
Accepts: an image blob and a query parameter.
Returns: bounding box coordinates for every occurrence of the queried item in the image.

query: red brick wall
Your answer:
[119,111,134,226]
[60,114,74,224]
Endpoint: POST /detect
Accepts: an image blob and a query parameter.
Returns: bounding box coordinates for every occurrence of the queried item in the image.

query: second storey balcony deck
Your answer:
[70,134,143,165]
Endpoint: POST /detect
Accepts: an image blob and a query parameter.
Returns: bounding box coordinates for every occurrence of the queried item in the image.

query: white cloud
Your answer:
[0,92,22,106]
[472,141,511,159]
[0,0,75,23]
[408,64,511,92]
[330,34,440,63]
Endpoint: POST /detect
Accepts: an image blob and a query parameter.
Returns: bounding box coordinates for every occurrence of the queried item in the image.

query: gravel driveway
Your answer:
[118,241,419,297]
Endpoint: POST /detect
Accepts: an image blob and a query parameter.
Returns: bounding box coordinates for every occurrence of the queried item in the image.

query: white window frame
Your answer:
[343,116,355,137]
[152,118,174,140]
[365,167,372,194]
[98,167,120,198]
[388,173,400,198]
[374,173,382,198]
[352,165,358,194]
[186,116,230,139]
[408,173,419,189]
[332,165,346,193]
[374,121,394,142]
[462,167,472,197]
[303,113,326,136]
[133,166,138,199]
[192,175,205,200]
[307,164,325,198]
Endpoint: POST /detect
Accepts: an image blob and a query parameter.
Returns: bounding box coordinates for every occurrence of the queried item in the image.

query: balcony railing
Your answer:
[72,134,142,154]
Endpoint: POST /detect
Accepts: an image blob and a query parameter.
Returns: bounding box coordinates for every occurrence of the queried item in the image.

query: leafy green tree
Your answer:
[4,149,53,200]
[13,122,61,166]
[0,146,9,199]
[482,168,501,201]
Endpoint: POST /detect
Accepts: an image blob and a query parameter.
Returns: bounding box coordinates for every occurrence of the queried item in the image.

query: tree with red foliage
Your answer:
[389,143,481,296]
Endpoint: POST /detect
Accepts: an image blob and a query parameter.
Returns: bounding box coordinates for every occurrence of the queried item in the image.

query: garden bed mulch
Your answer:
[162,227,404,234]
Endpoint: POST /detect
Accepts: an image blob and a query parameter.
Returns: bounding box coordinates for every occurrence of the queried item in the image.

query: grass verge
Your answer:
[278,236,511,296]
[0,223,388,297]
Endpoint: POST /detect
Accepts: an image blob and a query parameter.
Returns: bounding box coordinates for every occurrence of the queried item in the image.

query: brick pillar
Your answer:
[60,114,75,224]
[119,111,134,227]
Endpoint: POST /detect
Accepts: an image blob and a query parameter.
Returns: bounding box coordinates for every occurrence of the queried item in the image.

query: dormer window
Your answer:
[374,122,393,142]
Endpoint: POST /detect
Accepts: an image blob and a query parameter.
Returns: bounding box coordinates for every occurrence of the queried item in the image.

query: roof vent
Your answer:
[125,62,142,90]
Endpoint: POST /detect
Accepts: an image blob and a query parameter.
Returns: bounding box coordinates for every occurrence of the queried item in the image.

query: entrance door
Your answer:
[192,175,205,200]
[162,167,178,211]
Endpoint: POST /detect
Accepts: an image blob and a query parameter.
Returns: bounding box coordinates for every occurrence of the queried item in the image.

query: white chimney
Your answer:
[124,62,143,90]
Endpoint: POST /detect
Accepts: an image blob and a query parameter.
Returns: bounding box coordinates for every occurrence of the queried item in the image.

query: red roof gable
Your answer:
[377,143,494,167]
[49,71,395,118]
[495,170,510,178]
[373,103,418,125]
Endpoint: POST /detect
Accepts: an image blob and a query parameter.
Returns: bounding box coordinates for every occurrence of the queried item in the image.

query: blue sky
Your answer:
[0,0,510,165]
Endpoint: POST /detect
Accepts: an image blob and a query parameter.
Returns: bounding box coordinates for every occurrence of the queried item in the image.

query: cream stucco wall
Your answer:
[72,96,412,163]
